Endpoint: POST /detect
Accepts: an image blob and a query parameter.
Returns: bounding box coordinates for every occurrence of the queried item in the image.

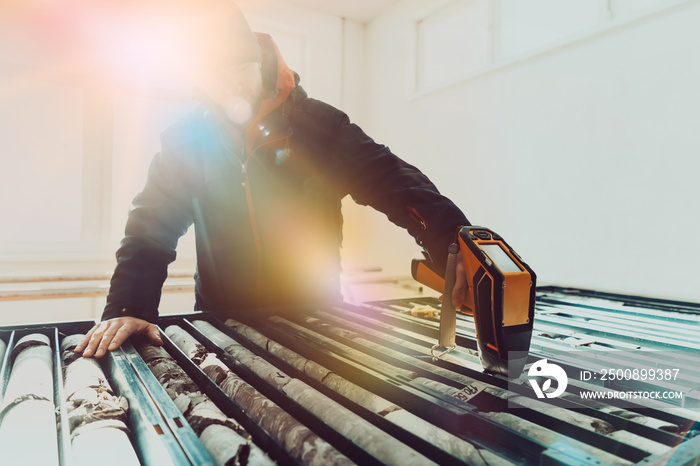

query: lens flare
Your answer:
[2,1,256,91]
[275,149,290,165]
[86,7,199,90]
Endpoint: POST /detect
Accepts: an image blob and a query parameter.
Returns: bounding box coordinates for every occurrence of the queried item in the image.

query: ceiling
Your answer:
[240,0,404,23]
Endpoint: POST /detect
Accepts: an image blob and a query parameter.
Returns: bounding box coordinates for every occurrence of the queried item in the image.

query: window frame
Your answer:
[0,21,311,270]
[0,71,195,264]
[410,0,693,98]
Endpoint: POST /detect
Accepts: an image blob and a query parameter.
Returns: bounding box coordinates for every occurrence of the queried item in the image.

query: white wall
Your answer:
[363,0,700,301]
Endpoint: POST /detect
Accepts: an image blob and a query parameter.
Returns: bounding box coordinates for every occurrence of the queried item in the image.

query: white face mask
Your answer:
[222,95,254,125]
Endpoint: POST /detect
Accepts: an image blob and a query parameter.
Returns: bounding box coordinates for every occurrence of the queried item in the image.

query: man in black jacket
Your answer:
[77,0,468,358]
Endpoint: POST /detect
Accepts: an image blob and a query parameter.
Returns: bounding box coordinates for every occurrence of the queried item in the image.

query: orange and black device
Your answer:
[412,226,536,376]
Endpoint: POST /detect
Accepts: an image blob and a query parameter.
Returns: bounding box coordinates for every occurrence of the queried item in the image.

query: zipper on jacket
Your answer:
[217,118,293,307]
[407,205,428,230]
[242,131,292,307]
[213,111,277,307]
[240,147,263,306]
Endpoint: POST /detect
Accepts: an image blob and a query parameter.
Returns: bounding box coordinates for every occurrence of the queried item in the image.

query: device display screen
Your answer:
[480,244,521,273]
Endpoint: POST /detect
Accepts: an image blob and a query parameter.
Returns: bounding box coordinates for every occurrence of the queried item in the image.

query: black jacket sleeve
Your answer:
[102,148,195,323]
[320,104,470,273]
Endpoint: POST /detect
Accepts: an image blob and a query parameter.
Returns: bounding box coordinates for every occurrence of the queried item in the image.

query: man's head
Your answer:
[189,0,264,124]
[192,0,261,71]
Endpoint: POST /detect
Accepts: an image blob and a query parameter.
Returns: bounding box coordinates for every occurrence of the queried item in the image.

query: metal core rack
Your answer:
[0,287,699,465]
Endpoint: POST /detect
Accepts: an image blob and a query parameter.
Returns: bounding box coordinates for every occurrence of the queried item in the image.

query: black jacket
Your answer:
[103,34,469,322]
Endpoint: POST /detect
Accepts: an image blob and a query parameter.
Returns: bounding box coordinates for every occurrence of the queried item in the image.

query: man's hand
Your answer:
[452,254,468,308]
[74,317,162,358]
